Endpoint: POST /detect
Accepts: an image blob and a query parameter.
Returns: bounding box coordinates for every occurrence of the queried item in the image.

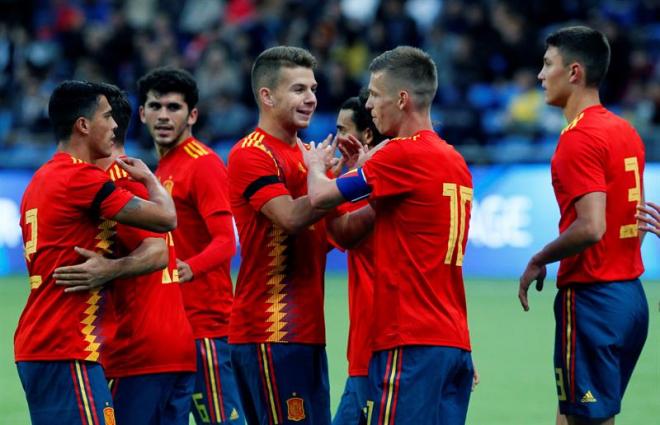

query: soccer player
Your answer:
[518,26,648,425]
[137,67,244,425]
[331,93,385,425]
[227,46,333,424]
[15,80,177,424]
[56,84,198,424]
[301,46,475,425]
[637,201,660,237]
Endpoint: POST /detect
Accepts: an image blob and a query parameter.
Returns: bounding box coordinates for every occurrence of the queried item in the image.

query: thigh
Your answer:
[333,377,369,425]
[110,374,163,425]
[17,360,114,425]
[554,281,648,419]
[231,343,331,425]
[367,346,472,425]
[192,337,245,425]
[161,372,196,425]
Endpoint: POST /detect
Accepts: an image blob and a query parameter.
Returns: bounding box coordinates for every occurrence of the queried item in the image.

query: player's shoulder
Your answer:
[178,138,218,161]
[230,130,275,162]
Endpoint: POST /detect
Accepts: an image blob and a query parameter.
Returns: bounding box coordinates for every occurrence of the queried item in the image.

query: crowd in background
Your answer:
[1,0,659,166]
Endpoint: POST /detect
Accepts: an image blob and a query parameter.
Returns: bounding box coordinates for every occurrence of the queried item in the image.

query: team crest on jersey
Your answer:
[162,178,174,195]
[103,406,116,425]
[286,395,306,421]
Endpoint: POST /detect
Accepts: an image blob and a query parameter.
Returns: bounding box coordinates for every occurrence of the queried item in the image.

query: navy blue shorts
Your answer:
[16,360,115,425]
[191,337,244,424]
[230,343,331,424]
[333,376,369,425]
[366,346,473,425]
[554,279,648,419]
[108,372,195,425]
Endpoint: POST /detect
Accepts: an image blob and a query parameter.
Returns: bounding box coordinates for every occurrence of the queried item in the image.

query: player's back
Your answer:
[102,162,196,377]
[16,153,130,362]
[363,130,472,352]
[552,105,645,285]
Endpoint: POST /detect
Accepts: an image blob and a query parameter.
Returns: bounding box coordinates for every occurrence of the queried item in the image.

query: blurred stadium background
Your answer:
[0,0,658,424]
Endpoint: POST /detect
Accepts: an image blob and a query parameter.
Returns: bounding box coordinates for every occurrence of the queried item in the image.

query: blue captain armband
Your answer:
[336,168,371,202]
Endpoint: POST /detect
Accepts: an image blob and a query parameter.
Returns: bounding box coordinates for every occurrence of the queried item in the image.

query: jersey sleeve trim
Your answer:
[90,180,116,218]
[243,175,280,200]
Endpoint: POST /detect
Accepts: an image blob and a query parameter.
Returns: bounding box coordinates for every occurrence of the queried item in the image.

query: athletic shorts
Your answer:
[191,337,244,424]
[230,342,331,424]
[554,279,648,419]
[333,376,369,425]
[17,360,115,425]
[108,371,195,425]
[366,346,473,425]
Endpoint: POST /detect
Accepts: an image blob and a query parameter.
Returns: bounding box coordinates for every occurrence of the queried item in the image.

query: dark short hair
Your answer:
[368,46,438,108]
[101,83,132,146]
[546,26,610,88]
[340,89,386,145]
[48,80,112,142]
[251,46,317,103]
[137,67,199,108]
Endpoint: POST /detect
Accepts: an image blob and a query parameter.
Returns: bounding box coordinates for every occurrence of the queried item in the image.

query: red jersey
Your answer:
[361,130,472,352]
[155,137,234,339]
[551,105,645,287]
[102,161,196,378]
[227,128,328,344]
[336,199,374,376]
[15,152,133,362]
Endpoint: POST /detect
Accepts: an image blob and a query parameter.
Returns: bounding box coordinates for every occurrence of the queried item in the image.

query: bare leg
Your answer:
[556,407,568,425]
[566,415,614,425]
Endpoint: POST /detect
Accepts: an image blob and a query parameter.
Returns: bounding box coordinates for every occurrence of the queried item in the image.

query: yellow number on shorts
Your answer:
[192,393,210,423]
[620,157,641,239]
[365,400,374,425]
[555,368,567,401]
[443,183,473,266]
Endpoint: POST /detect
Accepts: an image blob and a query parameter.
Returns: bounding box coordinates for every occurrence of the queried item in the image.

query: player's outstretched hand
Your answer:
[54,247,117,292]
[116,156,155,184]
[637,201,660,237]
[518,259,547,311]
[472,365,480,391]
[176,258,194,282]
[297,134,338,172]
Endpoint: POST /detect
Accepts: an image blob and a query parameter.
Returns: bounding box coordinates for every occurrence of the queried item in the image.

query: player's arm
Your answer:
[518,192,605,311]
[53,238,168,292]
[177,212,235,282]
[328,205,375,249]
[111,157,177,232]
[260,194,329,234]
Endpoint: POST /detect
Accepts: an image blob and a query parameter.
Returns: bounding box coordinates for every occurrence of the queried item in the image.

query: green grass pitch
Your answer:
[0,274,657,424]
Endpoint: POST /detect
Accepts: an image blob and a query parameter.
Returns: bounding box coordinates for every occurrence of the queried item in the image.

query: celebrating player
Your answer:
[227,46,333,424]
[15,80,176,424]
[518,26,648,425]
[331,92,385,425]
[301,46,475,425]
[137,68,244,425]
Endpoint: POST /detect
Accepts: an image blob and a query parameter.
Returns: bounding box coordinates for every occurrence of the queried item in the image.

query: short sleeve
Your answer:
[554,130,607,203]
[68,164,133,219]
[113,178,161,251]
[228,146,290,211]
[362,141,414,199]
[190,155,232,219]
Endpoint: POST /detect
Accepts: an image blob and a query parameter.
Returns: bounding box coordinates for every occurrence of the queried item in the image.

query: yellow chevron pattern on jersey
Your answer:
[240,131,280,176]
[95,219,117,255]
[108,163,128,181]
[183,140,211,159]
[265,225,288,342]
[561,112,585,135]
[81,289,102,361]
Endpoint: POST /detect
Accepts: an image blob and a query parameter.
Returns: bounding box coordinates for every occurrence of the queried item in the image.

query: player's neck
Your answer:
[156,131,193,159]
[394,112,433,138]
[563,88,601,123]
[258,115,299,146]
[58,137,94,163]
[95,146,126,169]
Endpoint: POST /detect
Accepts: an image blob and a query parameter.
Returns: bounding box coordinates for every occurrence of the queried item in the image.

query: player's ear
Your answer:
[569,63,581,84]
[74,116,90,135]
[187,107,198,126]
[398,90,408,110]
[363,128,374,146]
[260,87,274,108]
[138,105,146,123]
